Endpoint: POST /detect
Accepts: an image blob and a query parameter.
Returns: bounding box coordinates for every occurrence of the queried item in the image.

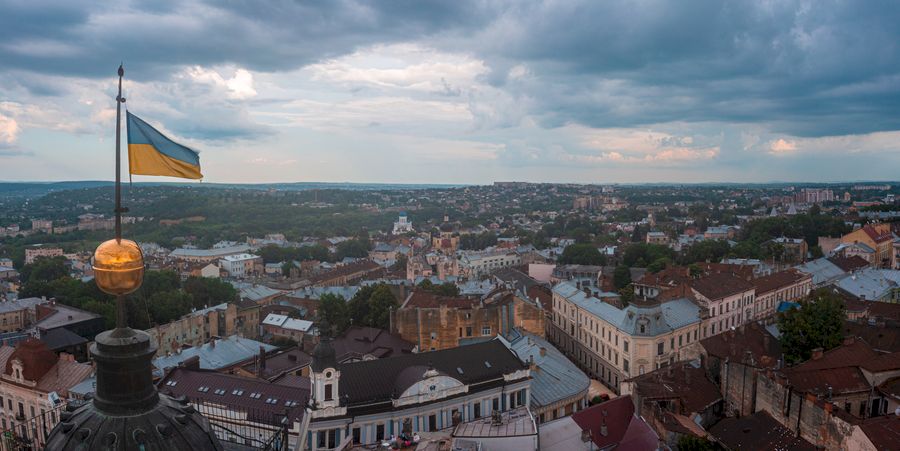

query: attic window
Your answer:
[250,392,262,399]
[457,367,464,375]
[197,386,210,393]
[232,389,244,396]
[165,381,177,387]
[484,361,492,368]
[213,389,226,396]
[285,400,299,407]
[265,398,278,404]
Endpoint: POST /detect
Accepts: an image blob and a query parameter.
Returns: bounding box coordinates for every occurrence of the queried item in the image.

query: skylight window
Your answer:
[197,386,210,393]
[232,389,244,396]
[165,380,178,386]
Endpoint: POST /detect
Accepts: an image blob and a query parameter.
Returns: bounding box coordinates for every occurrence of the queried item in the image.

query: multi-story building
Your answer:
[261,313,314,342]
[30,219,52,234]
[550,282,702,392]
[796,188,834,204]
[391,289,545,351]
[0,298,44,333]
[148,302,241,356]
[219,253,262,278]
[841,224,895,268]
[459,249,521,280]
[24,247,63,265]
[169,244,252,263]
[0,338,92,448]
[308,260,383,287]
[751,269,812,321]
[689,273,756,338]
[303,338,531,450]
[645,231,669,245]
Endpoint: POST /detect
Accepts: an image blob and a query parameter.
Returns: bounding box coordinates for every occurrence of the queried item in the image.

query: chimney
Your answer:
[256,346,267,378]
[180,355,201,370]
[811,348,824,360]
[600,418,608,437]
[209,339,216,349]
[539,347,547,357]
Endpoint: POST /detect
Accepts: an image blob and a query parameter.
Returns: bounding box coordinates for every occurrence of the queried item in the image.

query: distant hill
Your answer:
[0,181,466,198]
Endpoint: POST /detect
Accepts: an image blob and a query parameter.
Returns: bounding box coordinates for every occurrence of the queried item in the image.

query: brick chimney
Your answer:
[811,348,824,360]
[257,346,267,378]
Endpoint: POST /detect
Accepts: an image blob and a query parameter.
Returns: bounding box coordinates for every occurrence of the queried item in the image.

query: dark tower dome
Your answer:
[311,322,338,372]
[44,328,223,450]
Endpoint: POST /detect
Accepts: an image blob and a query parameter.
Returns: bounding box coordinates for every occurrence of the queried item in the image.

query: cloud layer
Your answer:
[2,0,899,183]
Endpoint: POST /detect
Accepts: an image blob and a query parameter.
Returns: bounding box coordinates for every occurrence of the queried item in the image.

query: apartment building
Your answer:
[690,273,756,338]
[751,269,812,321]
[550,281,702,392]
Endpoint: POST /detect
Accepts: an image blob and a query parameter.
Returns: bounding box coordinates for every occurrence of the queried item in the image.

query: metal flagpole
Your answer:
[114,64,126,243]
[114,64,127,329]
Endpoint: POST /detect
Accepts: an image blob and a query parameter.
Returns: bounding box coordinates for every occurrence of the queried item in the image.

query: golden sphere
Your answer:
[92,238,145,295]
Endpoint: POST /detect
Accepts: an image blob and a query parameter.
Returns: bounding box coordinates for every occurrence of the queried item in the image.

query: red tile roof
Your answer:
[752,269,810,295]
[863,225,894,244]
[710,411,817,451]
[627,363,722,414]
[4,338,56,382]
[858,416,900,450]
[700,322,782,369]
[690,272,754,300]
[571,395,658,450]
[828,255,870,272]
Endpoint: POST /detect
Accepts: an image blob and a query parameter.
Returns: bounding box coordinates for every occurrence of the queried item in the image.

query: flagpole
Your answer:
[114,64,126,243]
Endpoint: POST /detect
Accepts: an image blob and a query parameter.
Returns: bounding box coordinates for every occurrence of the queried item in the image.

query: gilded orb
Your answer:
[92,238,144,295]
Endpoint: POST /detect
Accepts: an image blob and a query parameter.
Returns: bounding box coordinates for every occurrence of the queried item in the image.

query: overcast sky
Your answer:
[2,0,899,184]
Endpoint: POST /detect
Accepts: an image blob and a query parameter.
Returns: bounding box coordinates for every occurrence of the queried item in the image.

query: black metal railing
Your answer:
[0,402,74,451]
[190,398,296,451]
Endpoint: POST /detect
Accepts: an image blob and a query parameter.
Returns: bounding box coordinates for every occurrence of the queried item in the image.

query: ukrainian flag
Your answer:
[127,112,202,179]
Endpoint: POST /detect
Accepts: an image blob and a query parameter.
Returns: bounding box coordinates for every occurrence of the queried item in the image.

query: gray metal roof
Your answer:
[287,285,359,301]
[795,257,846,285]
[504,333,589,409]
[153,335,276,376]
[169,244,250,258]
[835,269,900,301]
[553,282,700,336]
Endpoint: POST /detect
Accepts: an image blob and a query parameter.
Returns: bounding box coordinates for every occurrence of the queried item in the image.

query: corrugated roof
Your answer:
[505,333,589,409]
[153,335,276,374]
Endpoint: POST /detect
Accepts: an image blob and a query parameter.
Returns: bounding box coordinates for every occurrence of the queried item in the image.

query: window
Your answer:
[250,392,261,399]
[473,402,481,419]
[670,338,674,349]
[428,415,437,431]
[623,341,629,352]
[232,389,244,396]
[352,428,361,444]
[213,389,226,395]
[466,326,472,337]
[482,326,491,336]
[623,359,629,373]
[493,398,499,412]
[657,342,664,356]
[430,332,437,340]
[679,335,683,346]
[325,384,333,401]
[197,386,210,393]
[377,424,386,440]
[165,381,177,387]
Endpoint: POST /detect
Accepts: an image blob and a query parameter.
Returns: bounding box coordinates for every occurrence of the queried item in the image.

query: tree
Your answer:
[558,244,606,266]
[318,293,350,333]
[335,239,369,260]
[417,279,460,296]
[282,261,295,277]
[778,289,846,364]
[182,276,238,309]
[365,284,398,329]
[677,435,718,451]
[20,256,68,283]
[613,264,632,290]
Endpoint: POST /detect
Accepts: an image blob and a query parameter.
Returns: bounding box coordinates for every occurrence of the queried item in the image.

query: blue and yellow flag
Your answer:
[127,112,202,179]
